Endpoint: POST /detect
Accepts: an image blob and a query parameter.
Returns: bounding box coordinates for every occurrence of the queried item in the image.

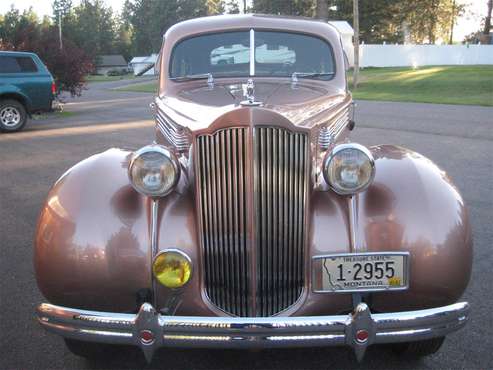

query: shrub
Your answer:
[35,28,94,96]
[1,25,93,97]
[107,69,127,76]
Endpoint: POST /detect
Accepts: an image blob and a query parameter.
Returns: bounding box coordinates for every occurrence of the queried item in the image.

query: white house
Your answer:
[96,55,128,75]
[129,54,158,76]
[328,21,354,67]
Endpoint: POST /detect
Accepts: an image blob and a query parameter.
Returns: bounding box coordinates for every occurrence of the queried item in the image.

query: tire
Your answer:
[389,337,445,357]
[64,339,130,360]
[0,99,28,132]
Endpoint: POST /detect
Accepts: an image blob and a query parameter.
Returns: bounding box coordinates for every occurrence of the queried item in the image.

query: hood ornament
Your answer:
[240,79,262,106]
[207,73,214,89]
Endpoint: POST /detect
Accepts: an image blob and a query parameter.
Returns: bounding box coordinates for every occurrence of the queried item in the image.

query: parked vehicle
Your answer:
[35,15,472,363]
[0,51,55,132]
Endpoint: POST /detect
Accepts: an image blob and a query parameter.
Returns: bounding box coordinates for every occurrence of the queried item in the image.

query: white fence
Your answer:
[358,44,493,67]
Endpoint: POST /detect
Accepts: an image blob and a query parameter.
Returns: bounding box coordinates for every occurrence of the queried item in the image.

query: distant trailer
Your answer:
[129,54,158,76]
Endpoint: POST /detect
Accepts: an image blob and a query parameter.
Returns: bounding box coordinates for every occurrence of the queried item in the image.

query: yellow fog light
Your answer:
[152,250,192,289]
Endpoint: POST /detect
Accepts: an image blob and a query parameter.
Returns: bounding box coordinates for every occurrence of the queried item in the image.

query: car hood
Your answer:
[158,80,349,131]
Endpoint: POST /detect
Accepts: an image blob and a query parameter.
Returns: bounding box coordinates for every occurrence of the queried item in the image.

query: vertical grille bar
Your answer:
[255,127,308,316]
[197,126,308,317]
[197,128,249,316]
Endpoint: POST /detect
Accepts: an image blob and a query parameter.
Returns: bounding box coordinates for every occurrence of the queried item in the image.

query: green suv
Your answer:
[0,51,55,132]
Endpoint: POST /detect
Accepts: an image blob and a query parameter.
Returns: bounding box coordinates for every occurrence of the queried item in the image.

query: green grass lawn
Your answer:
[351,65,493,106]
[32,110,77,120]
[86,74,136,82]
[115,66,493,106]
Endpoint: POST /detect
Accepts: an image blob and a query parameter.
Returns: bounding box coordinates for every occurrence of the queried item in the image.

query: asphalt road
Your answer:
[1,81,492,369]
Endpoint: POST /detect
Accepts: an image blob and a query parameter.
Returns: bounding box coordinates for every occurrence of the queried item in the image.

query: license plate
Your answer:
[316,252,409,293]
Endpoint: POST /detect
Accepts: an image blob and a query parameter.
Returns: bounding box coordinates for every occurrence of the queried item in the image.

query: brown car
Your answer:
[35,15,472,362]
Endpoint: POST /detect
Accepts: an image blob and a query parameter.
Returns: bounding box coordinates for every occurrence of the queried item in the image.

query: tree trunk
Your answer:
[316,0,329,21]
[449,0,456,44]
[353,0,359,89]
[428,0,438,44]
[484,0,493,36]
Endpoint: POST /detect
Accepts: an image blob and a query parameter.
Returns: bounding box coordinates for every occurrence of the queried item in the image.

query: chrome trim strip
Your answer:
[38,301,469,363]
[348,196,359,252]
[330,108,349,138]
[250,29,255,76]
[156,109,190,152]
[150,199,159,307]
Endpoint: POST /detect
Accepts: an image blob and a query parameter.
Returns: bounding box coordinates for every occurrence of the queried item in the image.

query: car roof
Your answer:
[0,51,38,58]
[164,14,341,45]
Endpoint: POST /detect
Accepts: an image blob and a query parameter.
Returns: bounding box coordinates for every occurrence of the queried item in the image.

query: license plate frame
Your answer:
[312,252,410,293]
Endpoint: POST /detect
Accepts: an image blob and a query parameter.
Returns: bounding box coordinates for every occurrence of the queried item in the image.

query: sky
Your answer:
[0,0,488,42]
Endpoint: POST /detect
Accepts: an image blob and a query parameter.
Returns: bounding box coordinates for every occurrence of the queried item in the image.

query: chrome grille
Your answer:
[196,126,308,317]
[196,128,249,316]
[255,127,308,316]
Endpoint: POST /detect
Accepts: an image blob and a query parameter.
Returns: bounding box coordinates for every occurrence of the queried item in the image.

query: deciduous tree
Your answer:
[226,0,241,14]
[402,0,464,44]
[329,0,404,43]
[252,0,313,16]
[207,0,226,15]
[68,0,117,57]
[124,0,208,55]
[0,7,93,96]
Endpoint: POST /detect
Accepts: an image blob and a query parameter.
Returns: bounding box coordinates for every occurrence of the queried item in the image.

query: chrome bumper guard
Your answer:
[37,301,469,362]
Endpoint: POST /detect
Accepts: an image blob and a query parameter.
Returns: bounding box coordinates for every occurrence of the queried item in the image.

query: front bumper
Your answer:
[37,301,469,362]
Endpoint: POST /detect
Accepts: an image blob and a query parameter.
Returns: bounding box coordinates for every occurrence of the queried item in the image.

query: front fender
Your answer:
[34,147,207,314]
[34,148,152,311]
[305,145,472,314]
[360,145,472,311]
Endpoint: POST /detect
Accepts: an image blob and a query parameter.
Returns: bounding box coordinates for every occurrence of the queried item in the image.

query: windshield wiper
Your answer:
[170,73,214,83]
[291,72,335,83]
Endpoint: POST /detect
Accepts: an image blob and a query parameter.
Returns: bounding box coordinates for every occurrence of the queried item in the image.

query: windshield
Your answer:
[169,30,335,81]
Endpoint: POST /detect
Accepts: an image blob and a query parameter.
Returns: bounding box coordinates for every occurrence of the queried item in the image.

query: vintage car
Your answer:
[35,15,472,362]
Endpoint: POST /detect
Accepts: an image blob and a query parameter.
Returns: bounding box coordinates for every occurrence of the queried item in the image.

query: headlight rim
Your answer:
[323,143,375,195]
[152,248,193,289]
[128,144,181,198]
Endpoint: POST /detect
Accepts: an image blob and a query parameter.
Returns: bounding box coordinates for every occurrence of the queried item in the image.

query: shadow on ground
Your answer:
[77,345,425,370]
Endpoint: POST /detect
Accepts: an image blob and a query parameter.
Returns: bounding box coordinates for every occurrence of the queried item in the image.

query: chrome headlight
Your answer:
[128,145,180,197]
[323,143,375,195]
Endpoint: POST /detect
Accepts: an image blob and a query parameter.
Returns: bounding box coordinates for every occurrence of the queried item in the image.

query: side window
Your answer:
[16,57,38,72]
[0,56,38,73]
[0,56,21,73]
